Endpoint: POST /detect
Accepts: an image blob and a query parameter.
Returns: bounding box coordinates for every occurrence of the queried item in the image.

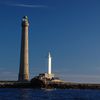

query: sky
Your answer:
[0,0,100,83]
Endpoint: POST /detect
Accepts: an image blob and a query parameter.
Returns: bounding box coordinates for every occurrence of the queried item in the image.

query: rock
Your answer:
[30,77,46,88]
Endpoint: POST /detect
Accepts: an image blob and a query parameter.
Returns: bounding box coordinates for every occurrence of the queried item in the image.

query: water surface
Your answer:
[0,88,100,100]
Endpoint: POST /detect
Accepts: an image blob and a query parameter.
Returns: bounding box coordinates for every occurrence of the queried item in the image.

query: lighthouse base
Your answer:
[39,73,54,80]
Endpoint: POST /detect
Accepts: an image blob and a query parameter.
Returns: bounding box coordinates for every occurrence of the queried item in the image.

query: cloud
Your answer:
[4,3,48,8]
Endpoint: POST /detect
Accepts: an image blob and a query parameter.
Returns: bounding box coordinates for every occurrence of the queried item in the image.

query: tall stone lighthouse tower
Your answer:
[18,16,29,81]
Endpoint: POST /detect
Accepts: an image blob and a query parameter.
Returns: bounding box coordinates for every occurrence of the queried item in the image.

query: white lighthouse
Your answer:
[48,52,52,75]
[46,52,54,79]
[38,52,54,80]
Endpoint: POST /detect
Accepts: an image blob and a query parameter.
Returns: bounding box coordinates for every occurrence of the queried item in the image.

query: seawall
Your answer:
[0,81,31,88]
[47,82,100,89]
[0,81,100,89]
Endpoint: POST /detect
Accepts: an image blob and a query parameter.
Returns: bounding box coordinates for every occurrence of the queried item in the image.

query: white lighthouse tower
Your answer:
[48,52,52,75]
[38,52,54,80]
[47,52,54,79]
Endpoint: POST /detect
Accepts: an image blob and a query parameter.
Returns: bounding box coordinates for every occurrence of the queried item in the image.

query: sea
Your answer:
[0,88,100,100]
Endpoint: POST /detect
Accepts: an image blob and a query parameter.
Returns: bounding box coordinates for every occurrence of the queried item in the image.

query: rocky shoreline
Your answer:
[0,81,100,89]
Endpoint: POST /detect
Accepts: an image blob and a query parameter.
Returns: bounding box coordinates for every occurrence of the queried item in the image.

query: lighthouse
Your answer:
[48,52,52,75]
[46,52,54,79]
[18,16,29,81]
